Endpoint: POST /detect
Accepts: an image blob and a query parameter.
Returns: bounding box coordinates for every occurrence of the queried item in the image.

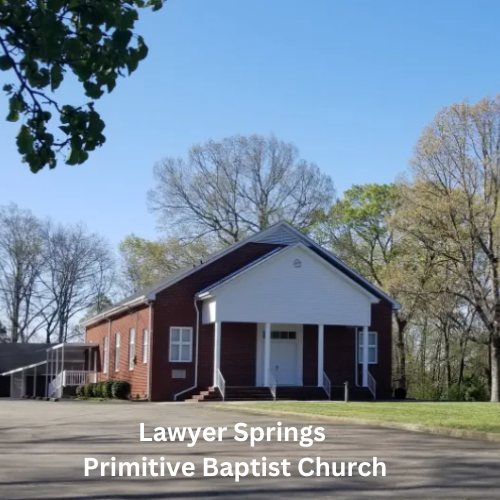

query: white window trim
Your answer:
[169,327,193,363]
[114,333,120,372]
[358,331,378,364]
[143,328,149,364]
[103,336,109,374]
[129,328,136,371]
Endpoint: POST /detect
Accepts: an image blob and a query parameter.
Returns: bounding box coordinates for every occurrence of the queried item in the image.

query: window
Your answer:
[169,327,192,362]
[103,336,109,373]
[263,331,297,340]
[129,328,136,370]
[114,333,120,372]
[143,329,149,363]
[358,331,377,364]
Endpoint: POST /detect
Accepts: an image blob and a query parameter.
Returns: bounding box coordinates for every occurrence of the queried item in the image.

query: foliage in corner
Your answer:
[0,0,165,172]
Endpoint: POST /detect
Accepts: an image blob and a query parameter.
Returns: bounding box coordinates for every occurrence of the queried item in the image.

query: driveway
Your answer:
[0,400,499,499]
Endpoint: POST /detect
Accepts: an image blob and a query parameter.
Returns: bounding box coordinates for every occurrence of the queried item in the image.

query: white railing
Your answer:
[269,371,277,401]
[47,370,97,398]
[322,371,331,400]
[216,369,226,402]
[48,372,62,398]
[63,370,96,387]
[367,371,376,399]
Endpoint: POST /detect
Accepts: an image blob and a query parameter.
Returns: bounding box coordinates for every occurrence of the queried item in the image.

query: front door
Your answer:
[271,331,298,385]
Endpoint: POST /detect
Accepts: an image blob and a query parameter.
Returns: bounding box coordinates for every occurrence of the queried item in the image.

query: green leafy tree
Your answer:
[397,97,500,402]
[0,0,165,172]
[315,184,433,391]
[71,293,113,341]
[119,235,209,294]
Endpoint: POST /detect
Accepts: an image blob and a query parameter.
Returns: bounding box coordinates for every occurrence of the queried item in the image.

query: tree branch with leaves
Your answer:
[0,0,165,172]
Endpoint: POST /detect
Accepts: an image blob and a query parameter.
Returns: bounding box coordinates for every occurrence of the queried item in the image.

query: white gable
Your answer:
[202,244,377,326]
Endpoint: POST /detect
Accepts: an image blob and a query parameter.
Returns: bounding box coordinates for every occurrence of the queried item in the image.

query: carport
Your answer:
[1,361,48,398]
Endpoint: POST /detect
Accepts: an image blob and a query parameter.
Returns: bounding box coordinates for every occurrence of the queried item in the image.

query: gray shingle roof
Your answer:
[0,343,49,374]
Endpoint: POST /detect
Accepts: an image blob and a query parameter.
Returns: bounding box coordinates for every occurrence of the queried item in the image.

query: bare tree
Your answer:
[0,320,8,342]
[0,204,47,342]
[40,222,115,343]
[149,134,335,245]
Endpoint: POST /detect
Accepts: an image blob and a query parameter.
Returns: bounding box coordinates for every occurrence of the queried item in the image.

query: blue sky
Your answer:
[1,0,499,248]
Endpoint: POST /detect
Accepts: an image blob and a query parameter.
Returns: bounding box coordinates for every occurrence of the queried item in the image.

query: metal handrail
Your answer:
[216,369,226,402]
[367,371,376,399]
[322,371,331,400]
[269,371,277,401]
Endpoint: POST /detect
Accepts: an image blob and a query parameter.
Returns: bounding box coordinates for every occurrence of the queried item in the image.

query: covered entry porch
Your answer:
[203,321,375,402]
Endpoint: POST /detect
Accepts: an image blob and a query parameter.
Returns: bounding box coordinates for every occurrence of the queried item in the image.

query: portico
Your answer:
[197,243,377,398]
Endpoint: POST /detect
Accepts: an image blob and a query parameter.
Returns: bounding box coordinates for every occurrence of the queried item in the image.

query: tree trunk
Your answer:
[394,314,407,389]
[458,337,467,398]
[491,334,500,402]
[442,322,452,390]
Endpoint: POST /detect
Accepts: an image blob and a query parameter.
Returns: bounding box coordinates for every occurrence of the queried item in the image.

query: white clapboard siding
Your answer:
[210,244,376,326]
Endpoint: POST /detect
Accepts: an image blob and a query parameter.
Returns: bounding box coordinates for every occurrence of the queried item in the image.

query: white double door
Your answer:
[257,324,303,386]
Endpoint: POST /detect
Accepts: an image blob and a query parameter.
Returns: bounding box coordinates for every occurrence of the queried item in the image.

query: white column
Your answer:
[362,325,369,387]
[45,349,49,397]
[21,370,26,397]
[55,347,59,380]
[317,325,324,387]
[61,343,65,386]
[213,321,221,385]
[264,323,271,386]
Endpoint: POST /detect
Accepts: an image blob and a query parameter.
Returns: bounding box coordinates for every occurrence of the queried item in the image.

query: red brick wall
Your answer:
[366,300,393,399]
[303,325,318,386]
[220,322,257,386]
[303,301,393,398]
[324,325,356,385]
[151,242,280,401]
[85,305,150,399]
[197,322,214,388]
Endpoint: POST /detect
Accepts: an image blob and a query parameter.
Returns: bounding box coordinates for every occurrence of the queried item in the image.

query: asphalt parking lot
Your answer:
[0,399,499,499]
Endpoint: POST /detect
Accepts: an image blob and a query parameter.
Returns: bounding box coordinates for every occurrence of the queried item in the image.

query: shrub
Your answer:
[439,375,488,402]
[93,382,103,398]
[394,387,407,399]
[83,384,93,398]
[112,380,131,400]
[102,380,113,399]
[75,385,84,397]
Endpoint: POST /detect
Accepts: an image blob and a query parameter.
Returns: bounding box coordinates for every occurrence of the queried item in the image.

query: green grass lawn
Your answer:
[236,402,500,433]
